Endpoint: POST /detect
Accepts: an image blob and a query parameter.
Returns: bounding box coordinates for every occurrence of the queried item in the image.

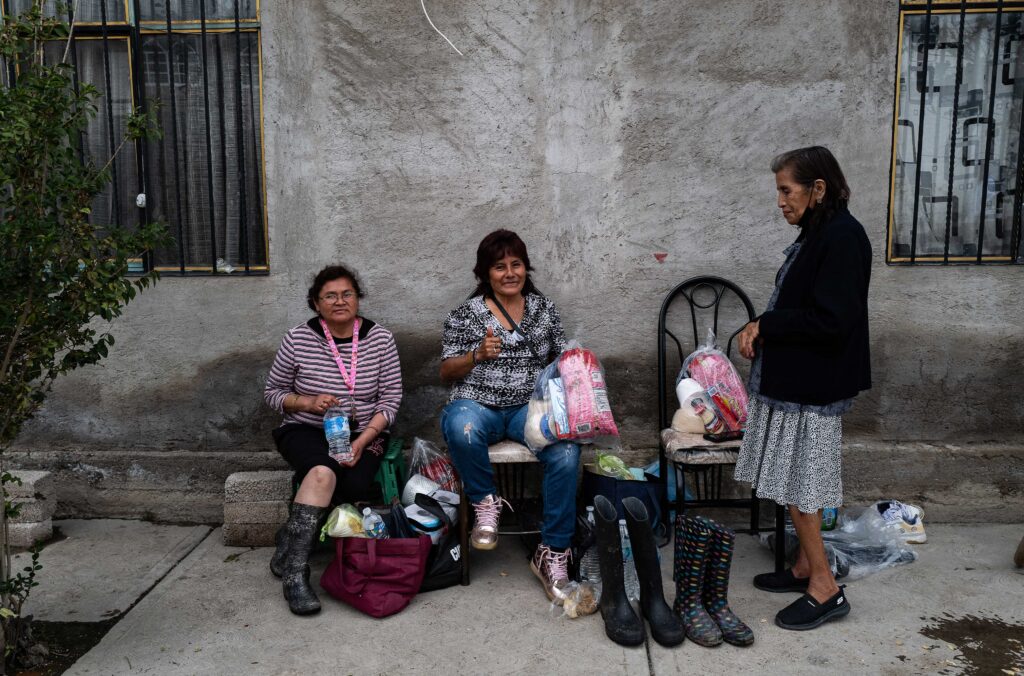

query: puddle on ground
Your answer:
[921,613,1024,675]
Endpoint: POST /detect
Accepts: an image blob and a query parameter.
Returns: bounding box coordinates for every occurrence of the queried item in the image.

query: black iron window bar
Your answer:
[1,0,267,276]
[891,0,1024,264]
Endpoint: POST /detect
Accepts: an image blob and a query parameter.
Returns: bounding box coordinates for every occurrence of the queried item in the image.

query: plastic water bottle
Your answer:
[362,507,388,539]
[578,507,602,600]
[619,519,640,601]
[324,406,352,463]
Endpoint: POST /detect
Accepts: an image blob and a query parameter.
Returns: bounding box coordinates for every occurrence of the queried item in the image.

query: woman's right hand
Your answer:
[476,326,502,361]
[737,320,761,360]
[304,393,341,414]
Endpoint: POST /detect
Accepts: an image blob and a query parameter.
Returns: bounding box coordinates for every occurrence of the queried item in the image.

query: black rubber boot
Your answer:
[593,495,645,647]
[699,517,754,646]
[282,503,326,615]
[622,497,685,647]
[270,523,287,578]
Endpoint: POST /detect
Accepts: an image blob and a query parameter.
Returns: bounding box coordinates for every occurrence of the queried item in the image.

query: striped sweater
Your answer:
[264,317,402,431]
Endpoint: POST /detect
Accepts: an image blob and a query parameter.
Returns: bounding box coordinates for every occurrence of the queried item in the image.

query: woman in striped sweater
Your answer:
[263,265,402,615]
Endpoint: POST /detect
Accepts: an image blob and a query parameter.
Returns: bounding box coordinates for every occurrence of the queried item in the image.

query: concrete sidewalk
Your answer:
[23,520,1024,675]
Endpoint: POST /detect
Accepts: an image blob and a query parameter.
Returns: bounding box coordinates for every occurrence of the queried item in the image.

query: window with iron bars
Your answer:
[1,0,268,275]
[889,0,1024,264]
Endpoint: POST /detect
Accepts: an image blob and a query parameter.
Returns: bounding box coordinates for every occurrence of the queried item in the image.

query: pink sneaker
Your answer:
[470,495,509,550]
[531,544,573,604]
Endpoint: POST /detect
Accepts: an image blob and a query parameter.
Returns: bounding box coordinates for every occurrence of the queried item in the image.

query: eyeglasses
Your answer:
[320,291,356,303]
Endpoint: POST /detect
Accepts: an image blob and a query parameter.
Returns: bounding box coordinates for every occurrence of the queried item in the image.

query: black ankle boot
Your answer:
[593,495,645,647]
[270,523,288,578]
[282,503,326,615]
[622,497,685,647]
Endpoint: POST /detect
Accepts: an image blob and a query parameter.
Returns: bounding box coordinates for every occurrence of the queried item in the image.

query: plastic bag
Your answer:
[760,506,918,580]
[596,451,634,481]
[524,342,620,453]
[320,503,366,541]
[679,329,748,431]
[550,581,599,619]
[410,437,459,492]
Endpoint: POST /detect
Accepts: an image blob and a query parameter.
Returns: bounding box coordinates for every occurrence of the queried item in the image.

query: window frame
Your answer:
[888,0,1024,265]
[1,0,269,276]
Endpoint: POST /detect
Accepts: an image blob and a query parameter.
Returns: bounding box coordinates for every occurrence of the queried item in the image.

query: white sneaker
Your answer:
[875,500,926,544]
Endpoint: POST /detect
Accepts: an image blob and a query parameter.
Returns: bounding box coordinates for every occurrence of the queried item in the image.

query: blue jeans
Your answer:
[440,399,580,549]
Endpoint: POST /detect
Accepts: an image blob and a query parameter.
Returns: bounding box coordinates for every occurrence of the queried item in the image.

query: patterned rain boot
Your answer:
[672,515,723,647]
[281,503,326,615]
[698,517,755,646]
[270,522,288,578]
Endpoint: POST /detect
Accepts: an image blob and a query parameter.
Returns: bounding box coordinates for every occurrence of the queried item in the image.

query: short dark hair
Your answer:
[307,265,364,312]
[471,229,541,298]
[770,146,851,232]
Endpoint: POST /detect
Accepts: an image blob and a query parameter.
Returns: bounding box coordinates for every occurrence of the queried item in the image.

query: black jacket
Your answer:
[757,208,872,405]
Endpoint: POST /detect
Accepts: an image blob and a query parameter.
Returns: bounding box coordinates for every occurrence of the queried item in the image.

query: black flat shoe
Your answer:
[774,586,850,631]
[753,568,810,593]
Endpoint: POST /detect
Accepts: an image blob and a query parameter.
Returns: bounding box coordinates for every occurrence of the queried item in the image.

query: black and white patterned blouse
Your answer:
[441,293,567,407]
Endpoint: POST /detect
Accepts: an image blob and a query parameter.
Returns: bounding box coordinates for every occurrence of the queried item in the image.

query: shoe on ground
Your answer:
[470,494,507,550]
[530,544,573,605]
[775,586,850,631]
[753,568,810,593]
[875,500,927,544]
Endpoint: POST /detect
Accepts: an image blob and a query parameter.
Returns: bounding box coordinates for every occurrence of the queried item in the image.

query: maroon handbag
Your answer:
[320,535,431,618]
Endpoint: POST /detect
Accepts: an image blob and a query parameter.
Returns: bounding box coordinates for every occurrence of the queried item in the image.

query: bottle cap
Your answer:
[362,507,372,515]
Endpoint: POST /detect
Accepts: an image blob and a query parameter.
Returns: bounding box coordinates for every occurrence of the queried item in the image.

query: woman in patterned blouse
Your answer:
[264,265,402,615]
[440,229,580,606]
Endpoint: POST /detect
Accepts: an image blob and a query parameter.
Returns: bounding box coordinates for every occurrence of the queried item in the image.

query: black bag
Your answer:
[412,494,463,592]
[581,467,668,544]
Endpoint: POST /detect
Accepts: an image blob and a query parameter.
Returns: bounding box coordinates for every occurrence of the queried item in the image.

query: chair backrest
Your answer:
[657,276,755,431]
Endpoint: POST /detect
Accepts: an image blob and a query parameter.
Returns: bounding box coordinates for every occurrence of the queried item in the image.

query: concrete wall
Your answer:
[10,0,1024,520]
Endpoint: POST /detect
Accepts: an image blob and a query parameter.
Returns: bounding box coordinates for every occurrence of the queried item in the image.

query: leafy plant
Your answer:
[0,2,167,669]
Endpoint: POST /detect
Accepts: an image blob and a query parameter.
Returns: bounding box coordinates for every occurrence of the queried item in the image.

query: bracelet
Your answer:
[366,425,383,436]
[471,348,479,365]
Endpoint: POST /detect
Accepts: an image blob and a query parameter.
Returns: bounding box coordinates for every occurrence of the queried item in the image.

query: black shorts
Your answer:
[272,423,386,505]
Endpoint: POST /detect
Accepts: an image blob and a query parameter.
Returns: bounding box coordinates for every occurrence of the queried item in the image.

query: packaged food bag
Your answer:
[524,343,620,452]
[320,503,367,541]
[410,437,459,493]
[680,329,748,431]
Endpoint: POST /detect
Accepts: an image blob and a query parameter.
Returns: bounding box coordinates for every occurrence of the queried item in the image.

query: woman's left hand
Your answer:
[737,320,761,360]
[338,438,365,468]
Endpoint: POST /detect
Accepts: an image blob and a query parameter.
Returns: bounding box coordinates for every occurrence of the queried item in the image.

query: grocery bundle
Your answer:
[672,330,749,437]
[524,343,620,452]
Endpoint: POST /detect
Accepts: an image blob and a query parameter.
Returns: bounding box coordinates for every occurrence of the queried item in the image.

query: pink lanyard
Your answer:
[320,318,360,395]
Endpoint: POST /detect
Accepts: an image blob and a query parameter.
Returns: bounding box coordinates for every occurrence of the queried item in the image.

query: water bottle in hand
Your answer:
[324,405,352,463]
[362,507,388,539]
[619,519,640,602]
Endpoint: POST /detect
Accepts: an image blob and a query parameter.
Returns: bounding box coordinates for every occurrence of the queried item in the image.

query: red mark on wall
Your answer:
[654,253,668,263]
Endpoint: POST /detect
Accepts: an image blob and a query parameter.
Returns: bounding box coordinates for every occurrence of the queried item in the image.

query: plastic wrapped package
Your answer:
[760,506,918,580]
[524,342,621,453]
[410,437,459,492]
[551,581,599,619]
[679,329,749,431]
[320,503,367,541]
[671,378,708,433]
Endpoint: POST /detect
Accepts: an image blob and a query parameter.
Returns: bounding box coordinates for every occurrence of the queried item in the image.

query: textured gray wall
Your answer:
[14,0,1024,462]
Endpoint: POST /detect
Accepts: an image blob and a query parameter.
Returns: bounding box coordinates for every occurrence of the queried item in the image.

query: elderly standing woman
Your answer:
[264,265,402,615]
[734,146,872,631]
[439,229,581,605]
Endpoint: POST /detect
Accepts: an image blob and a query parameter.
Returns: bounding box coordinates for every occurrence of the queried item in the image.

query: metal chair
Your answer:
[656,275,784,572]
